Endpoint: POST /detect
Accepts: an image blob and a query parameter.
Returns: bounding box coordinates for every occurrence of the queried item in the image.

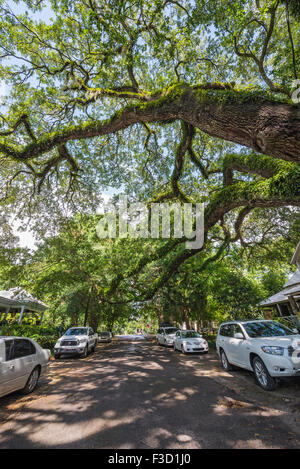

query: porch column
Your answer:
[287,295,298,314]
[3,306,10,322]
[277,304,283,316]
[18,305,25,324]
[40,310,45,324]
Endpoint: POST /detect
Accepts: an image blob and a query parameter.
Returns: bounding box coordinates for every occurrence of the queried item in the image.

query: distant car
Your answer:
[216,320,300,391]
[98,331,112,343]
[0,336,50,398]
[54,327,98,359]
[156,327,179,346]
[173,330,209,354]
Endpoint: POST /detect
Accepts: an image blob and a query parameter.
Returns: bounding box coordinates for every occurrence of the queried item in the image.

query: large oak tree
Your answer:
[0,0,299,295]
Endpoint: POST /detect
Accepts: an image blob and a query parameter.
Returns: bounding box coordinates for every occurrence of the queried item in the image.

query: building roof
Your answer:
[0,287,48,312]
[260,241,300,308]
[291,240,300,267]
[284,269,300,288]
[259,282,300,307]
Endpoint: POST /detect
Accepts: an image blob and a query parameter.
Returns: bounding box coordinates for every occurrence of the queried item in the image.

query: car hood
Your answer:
[250,335,300,348]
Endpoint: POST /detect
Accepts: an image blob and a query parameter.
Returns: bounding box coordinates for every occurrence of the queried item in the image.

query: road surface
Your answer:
[0,336,299,448]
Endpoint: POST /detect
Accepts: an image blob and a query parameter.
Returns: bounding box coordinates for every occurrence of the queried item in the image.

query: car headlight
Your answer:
[184,341,192,345]
[261,346,284,356]
[79,338,86,343]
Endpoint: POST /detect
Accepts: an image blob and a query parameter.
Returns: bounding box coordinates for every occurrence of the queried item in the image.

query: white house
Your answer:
[259,241,300,328]
[0,287,48,325]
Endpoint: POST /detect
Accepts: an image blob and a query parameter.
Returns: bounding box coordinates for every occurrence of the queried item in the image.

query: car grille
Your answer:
[61,340,78,346]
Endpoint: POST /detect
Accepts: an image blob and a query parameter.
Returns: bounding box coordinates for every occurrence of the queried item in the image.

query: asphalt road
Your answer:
[0,336,300,449]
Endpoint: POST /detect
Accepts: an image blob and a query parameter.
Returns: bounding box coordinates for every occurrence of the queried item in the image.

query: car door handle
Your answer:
[9,365,14,370]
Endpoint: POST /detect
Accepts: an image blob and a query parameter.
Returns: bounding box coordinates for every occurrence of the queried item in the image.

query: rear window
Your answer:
[12,339,36,359]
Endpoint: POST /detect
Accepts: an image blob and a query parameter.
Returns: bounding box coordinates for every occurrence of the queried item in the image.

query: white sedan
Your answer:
[174,330,209,354]
[0,336,50,398]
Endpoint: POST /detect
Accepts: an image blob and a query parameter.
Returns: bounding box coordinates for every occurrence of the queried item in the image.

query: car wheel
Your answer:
[91,342,96,353]
[81,346,88,358]
[21,367,40,395]
[220,349,234,371]
[54,353,60,359]
[156,338,159,345]
[173,343,176,351]
[253,356,278,391]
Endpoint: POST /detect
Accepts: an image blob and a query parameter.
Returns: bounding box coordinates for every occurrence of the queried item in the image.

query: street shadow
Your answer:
[0,340,299,449]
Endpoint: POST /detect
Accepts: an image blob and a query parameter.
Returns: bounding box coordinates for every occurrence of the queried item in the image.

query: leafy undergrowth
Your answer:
[202,333,217,349]
[0,324,61,351]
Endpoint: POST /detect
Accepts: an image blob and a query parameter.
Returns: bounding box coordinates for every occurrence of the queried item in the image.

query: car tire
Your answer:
[220,349,235,371]
[21,367,40,395]
[81,346,88,358]
[173,343,176,351]
[253,356,279,391]
[54,353,60,360]
[91,341,96,353]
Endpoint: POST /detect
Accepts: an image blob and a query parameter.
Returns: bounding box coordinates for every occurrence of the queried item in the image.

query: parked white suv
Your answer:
[216,320,300,390]
[156,327,178,346]
[0,336,50,398]
[54,327,98,359]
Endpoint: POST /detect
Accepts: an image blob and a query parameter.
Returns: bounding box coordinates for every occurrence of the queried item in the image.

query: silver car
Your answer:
[0,336,50,398]
[98,331,112,343]
[54,327,98,358]
[156,327,179,346]
[174,330,209,354]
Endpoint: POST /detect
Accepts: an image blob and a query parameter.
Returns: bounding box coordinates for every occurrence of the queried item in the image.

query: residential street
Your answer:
[0,337,300,449]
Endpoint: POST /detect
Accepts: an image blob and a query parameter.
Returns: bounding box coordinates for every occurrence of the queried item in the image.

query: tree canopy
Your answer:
[0,0,299,320]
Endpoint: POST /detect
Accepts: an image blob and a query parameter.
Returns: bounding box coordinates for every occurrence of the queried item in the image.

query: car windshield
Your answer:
[242,321,295,338]
[181,331,200,338]
[165,328,178,334]
[100,332,110,337]
[65,328,87,336]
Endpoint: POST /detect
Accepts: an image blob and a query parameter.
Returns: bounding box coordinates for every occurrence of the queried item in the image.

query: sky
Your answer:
[0,81,5,98]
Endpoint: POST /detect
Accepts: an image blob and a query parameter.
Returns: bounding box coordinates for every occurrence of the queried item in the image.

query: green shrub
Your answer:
[0,324,61,351]
[202,333,217,349]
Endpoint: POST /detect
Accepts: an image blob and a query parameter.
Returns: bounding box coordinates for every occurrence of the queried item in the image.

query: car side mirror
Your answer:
[292,328,299,334]
[234,332,244,339]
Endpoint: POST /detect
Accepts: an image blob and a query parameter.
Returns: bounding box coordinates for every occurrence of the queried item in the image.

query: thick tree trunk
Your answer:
[2,85,299,163]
